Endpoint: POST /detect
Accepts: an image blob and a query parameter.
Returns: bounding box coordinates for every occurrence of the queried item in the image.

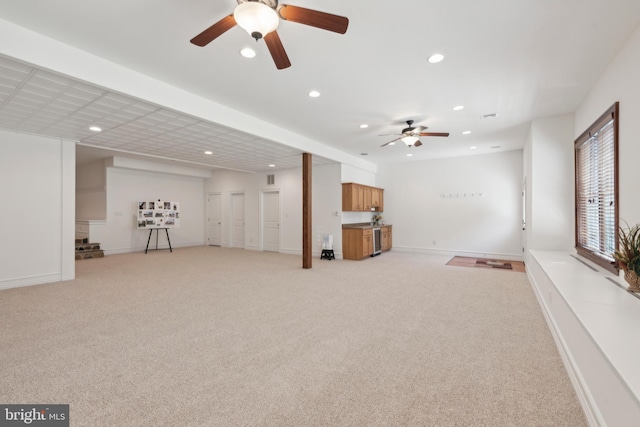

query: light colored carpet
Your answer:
[0,247,586,426]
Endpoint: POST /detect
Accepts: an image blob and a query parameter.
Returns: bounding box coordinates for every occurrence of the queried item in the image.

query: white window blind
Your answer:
[574,103,618,272]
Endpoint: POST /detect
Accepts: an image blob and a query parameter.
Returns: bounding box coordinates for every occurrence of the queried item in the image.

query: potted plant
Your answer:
[372,214,382,226]
[613,222,640,292]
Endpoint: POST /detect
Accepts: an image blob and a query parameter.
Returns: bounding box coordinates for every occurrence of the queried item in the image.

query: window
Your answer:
[574,102,619,273]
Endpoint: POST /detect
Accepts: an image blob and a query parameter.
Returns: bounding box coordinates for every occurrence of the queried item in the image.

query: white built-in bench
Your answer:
[527,250,640,426]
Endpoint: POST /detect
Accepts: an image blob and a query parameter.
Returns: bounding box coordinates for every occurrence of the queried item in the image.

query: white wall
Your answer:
[205,162,343,257]
[91,164,206,254]
[312,163,343,255]
[76,159,107,220]
[0,129,75,289]
[523,114,575,256]
[575,24,640,225]
[377,151,523,259]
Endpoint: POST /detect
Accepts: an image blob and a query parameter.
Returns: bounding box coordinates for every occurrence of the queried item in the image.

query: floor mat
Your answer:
[446,256,525,273]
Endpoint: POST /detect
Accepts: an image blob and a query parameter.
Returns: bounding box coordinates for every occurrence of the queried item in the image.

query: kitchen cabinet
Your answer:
[381,226,392,252]
[363,186,372,211]
[362,229,373,258]
[342,226,391,260]
[343,228,373,260]
[342,183,384,212]
[371,188,383,212]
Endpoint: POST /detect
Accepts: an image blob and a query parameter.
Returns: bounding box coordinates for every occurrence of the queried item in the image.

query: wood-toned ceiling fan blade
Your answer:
[264,31,291,70]
[418,132,450,137]
[278,5,349,34]
[413,140,423,147]
[381,137,401,147]
[190,15,237,46]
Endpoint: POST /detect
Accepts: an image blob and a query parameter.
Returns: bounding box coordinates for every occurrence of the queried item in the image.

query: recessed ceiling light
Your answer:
[389,142,396,146]
[406,153,413,157]
[240,48,256,58]
[470,146,477,150]
[462,131,471,135]
[89,126,102,132]
[452,105,464,111]
[428,53,444,64]
[359,124,368,129]
[308,90,320,98]
[204,151,213,155]
[268,164,275,168]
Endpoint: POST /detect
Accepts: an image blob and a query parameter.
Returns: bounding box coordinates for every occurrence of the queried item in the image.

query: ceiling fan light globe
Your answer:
[234,2,280,40]
[401,136,419,146]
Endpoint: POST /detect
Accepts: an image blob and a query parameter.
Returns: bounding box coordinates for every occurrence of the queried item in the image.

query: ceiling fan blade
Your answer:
[264,31,291,70]
[381,137,401,147]
[418,132,450,137]
[413,140,423,147]
[278,5,349,34]
[190,15,237,46]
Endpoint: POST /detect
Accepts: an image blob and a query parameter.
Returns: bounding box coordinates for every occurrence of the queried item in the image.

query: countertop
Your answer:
[342,223,392,229]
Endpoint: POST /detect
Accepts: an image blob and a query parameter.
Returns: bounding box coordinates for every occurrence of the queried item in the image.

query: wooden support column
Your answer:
[302,153,312,269]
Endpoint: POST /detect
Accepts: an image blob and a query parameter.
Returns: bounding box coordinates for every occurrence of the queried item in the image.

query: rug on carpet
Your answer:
[476,259,512,269]
[446,256,525,272]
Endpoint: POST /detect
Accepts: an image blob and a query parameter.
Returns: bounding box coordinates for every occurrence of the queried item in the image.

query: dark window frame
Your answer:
[574,102,619,274]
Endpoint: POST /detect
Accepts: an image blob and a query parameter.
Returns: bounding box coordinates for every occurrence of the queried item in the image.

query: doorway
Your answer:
[262,191,280,252]
[207,193,222,246]
[231,192,245,249]
[522,177,527,259]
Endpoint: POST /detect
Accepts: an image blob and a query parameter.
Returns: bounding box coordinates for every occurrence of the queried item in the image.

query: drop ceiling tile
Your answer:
[56,93,93,107]
[124,104,157,116]
[98,96,131,110]
[0,76,24,91]
[9,97,46,112]
[3,104,38,116]
[66,86,105,100]
[0,56,32,72]
[49,99,83,112]
[83,104,117,115]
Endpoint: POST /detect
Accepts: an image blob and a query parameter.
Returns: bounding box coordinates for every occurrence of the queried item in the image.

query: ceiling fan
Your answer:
[190,0,349,70]
[380,120,450,147]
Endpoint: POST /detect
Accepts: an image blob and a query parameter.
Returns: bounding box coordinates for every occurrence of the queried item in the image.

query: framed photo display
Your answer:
[137,200,180,228]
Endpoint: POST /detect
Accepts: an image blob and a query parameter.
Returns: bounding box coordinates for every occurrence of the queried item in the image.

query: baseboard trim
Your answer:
[103,241,206,256]
[0,273,63,291]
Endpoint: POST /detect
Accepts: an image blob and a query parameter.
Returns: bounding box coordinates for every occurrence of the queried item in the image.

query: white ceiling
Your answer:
[0,0,639,172]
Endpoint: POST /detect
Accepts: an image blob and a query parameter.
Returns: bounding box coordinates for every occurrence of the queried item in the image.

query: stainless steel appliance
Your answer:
[372,227,381,256]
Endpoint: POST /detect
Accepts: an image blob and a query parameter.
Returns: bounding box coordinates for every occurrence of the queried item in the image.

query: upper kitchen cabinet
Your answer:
[342,183,384,212]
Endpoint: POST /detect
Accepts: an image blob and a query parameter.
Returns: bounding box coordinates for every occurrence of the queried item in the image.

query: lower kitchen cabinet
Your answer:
[381,226,392,252]
[342,226,392,260]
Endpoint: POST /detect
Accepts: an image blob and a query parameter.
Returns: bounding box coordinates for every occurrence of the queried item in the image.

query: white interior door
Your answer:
[207,193,222,246]
[263,191,280,252]
[231,193,245,248]
[522,178,527,258]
